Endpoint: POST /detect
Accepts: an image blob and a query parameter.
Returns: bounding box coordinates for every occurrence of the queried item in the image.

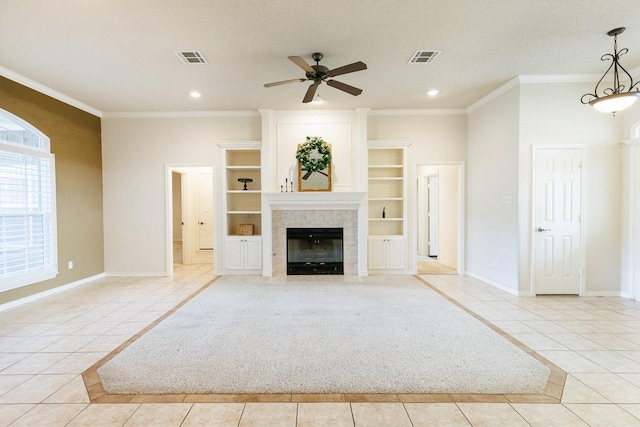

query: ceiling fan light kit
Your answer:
[264,52,367,103]
[581,27,640,115]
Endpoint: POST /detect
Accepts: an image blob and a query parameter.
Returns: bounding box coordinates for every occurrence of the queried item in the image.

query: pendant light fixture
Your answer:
[581,27,640,115]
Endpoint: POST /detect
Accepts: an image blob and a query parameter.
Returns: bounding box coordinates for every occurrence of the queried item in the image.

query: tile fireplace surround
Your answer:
[263,192,367,276]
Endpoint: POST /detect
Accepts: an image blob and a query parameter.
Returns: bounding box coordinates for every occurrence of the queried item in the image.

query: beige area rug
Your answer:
[97,275,550,395]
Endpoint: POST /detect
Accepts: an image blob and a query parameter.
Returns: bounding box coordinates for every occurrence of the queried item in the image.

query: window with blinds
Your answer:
[0,109,57,292]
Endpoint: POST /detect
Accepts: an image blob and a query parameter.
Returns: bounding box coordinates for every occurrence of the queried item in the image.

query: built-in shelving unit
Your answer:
[367,141,410,273]
[218,142,263,273]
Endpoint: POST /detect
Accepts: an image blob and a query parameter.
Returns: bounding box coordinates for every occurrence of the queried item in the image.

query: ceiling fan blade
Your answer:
[328,61,367,77]
[302,82,320,103]
[326,79,363,96]
[288,56,315,73]
[263,78,306,88]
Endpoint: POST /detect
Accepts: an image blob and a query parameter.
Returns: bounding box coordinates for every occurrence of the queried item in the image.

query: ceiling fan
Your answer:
[264,52,367,103]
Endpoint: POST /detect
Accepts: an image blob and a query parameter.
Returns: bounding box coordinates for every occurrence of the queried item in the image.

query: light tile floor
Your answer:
[1,268,640,425]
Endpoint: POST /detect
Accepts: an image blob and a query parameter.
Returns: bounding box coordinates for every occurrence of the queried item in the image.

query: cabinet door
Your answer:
[244,238,263,270]
[386,237,406,270]
[224,238,245,270]
[368,238,387,270]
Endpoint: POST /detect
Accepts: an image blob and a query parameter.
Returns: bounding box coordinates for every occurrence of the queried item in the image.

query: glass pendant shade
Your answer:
[590,92,640,113]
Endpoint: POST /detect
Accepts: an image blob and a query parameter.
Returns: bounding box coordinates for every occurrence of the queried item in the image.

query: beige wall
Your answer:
[519,82,622,295]
[368,114,468,162]
[467,86,521,291]
[0,76,104,304]
[417,164,459,269]
[101,116,260,275]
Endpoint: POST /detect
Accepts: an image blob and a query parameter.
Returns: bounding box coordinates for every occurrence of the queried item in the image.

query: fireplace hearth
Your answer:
[287,228,344,275]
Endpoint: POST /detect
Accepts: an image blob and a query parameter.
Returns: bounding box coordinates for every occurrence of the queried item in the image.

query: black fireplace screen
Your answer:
[287,228,344,275]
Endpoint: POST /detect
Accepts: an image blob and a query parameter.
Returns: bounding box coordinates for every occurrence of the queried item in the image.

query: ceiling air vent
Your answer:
[176,51,208,64]
[408,50,441,64]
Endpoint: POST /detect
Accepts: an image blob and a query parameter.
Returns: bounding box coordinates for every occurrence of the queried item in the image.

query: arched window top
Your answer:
[0,108,49,152]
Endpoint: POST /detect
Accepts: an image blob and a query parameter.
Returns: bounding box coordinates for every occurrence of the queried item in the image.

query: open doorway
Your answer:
[416,163,464,275]
[166,166,214,275]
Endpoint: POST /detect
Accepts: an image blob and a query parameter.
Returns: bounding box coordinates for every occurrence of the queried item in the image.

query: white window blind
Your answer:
[0,109,57,291]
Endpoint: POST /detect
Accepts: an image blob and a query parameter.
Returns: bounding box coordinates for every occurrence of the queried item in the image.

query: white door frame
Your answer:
[530,145,586,296]
[427,174,439,257]
[411,161,465,274]
[165,163,217,276]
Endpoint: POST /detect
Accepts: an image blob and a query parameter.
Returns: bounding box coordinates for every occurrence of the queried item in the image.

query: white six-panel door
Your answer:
[533,147,583,295]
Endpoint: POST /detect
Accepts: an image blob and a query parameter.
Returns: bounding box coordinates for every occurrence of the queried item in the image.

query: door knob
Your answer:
[537,227,550,232]
[198,222,204,225]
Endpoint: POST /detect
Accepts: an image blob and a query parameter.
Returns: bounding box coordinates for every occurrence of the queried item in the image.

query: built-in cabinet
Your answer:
[224,237,262,271]
[368,236,405,270]
[367,141,410,273]
[219,142,263,273]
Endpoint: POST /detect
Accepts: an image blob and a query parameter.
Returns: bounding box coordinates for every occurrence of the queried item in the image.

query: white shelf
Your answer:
[226,166,260,170]
[227,190,261,194]
[367,141,410,267]
[228,210,261,215]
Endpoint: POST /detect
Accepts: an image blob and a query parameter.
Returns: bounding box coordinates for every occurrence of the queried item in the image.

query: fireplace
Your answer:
[263,192,366,276]
[287,228,344,275]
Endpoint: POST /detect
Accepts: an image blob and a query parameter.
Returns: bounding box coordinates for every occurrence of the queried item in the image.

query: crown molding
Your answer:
[369,109,466,116]
[466,74,605,114]
[466,77,520,113]
[102,110,261,118]
[518,74,600,84]
[0,66,102,117]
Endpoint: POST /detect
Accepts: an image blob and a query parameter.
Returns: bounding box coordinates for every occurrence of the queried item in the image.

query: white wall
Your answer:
[102,115,260,275]
[368,114,467,162]
[368,113,468,273]
[621,108,640,298]
[172,172,182,241]
[467,86,520,291]
[417,164,459,269]
[101,96,626,288]
[270,110,360,192]
[519,82,622,295]
[438,165,459,269]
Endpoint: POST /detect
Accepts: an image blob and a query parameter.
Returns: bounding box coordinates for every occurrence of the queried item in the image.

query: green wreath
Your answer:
[295,136,332,173]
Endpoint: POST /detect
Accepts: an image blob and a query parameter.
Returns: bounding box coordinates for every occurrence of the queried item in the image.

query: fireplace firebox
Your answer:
[287,228,344,275]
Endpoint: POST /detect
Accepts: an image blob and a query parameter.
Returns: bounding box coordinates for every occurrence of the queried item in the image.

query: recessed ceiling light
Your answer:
[190,91,202,98]
[426,89,440,96]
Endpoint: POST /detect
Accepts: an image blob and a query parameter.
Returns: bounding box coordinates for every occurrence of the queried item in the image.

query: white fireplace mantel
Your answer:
[261,192,368,277]
[263,192,367,210]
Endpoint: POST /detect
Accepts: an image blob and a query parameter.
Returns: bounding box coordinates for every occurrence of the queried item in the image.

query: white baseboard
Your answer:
[465,271,522,296]
[0,273,106,313]
[105,272,168,277]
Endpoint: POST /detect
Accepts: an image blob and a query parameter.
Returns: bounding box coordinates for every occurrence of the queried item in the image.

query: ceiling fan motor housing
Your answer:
[307,65,330,81]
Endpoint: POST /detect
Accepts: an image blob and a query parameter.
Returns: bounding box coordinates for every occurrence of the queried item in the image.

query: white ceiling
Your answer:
[1,0,640,115]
